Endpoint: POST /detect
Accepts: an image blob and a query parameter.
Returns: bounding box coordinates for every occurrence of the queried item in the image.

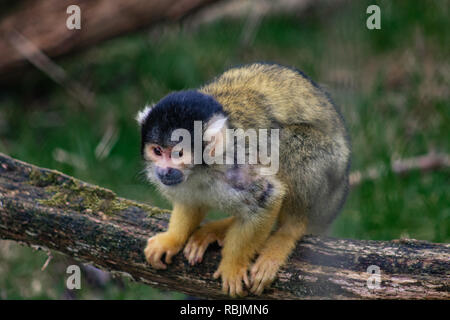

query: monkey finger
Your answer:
[243,271,250,288]
[256,269,267,284]
[250,260,262,280]
[165,250,176,264]
[250,269,275,295]
[222,278,229,296]
[254,272,275,296]
[250,268,265,290]
[153,261,167,270]
[144,246,156,263]
[194,252,203,264]
[228,280,236,298]
[150,258,167,270]
[184,244,197,263]
[144,244,154,258]
[153,248,164,262]
[250,260,269,284]
[194,239,211,264]
[144,250,152,263]
[235,278,247,297]
[188,245,200,265]
[251,279,267,296]
[146,236,156,245]
[192,248,202,265]
[213,269,221,279]
[151,250,167,270]
[183,241,192,258]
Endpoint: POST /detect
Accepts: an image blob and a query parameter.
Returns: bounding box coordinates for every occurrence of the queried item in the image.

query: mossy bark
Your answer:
[0,153,449,299]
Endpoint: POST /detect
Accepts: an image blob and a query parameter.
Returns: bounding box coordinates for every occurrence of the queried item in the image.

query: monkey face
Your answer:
[137,90,227,188]
[143,143,193,186]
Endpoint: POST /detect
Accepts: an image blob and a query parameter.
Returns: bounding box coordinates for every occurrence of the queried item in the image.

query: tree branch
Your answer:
[349,152,450,187]
[0,153,448,299]
[0,0,221,76]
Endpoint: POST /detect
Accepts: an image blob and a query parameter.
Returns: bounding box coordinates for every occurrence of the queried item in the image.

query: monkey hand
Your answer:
[144,232,183,270]
[213,260,250,298]
[184,228,222,266]
[183,217,234,265]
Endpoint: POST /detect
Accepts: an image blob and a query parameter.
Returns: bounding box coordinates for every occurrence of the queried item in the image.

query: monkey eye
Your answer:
[171,149,183,159]
[153,146,162,156]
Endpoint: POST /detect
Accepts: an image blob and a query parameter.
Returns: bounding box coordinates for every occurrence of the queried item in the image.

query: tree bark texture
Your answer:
[0,153,448,299]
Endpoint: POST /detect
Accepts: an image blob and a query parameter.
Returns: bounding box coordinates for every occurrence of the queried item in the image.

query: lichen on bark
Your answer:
[29,166,163,216]
[1,152,449,299]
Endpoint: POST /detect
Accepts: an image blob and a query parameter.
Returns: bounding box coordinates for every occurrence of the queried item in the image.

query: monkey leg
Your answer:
[184,216,235,265]
[144,203,206,270]
[213,203,281,297]
[250,212,307,295]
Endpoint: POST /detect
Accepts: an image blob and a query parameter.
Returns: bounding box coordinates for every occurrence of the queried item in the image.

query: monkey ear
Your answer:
[135,104,154,126]
[203,115,227,161]
[204,116,227,140]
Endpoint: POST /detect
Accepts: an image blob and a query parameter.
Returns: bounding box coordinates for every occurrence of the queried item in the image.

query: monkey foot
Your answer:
[249,254,282,295]
[144,232,183,270]
[213,262,250,298]
[183,224,224,265]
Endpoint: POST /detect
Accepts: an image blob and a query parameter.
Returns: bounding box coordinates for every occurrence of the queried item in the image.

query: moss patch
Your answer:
[28,166,166,216]
[32,175,157,217]
[38,179,121,215]
[29,167,65,187]
[119,199,169,216]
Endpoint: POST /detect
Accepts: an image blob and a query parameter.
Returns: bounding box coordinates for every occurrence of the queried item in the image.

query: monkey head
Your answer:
[137,90,227,187]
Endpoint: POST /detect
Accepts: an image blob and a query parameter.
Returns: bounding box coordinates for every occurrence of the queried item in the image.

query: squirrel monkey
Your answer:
[137,63,351,297]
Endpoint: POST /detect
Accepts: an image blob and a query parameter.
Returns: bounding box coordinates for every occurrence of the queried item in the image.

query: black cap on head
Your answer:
[140,90,225,154]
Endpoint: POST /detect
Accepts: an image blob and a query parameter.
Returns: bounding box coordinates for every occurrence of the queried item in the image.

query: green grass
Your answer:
[0,0,448,299]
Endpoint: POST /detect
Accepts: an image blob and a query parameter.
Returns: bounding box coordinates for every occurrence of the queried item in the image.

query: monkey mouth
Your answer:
[159,176,184,186]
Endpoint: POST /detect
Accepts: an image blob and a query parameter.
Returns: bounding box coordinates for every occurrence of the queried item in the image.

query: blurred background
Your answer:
[0,0,448,299]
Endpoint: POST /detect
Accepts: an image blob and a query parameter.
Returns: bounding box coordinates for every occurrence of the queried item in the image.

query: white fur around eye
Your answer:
[136,104,154,125]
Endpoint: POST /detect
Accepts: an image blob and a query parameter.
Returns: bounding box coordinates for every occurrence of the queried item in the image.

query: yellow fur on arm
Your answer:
[167,203,207,244]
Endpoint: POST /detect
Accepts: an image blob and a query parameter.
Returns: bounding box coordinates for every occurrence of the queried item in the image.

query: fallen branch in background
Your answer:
[0,0,222,76]
[185,0,345,30]
[0,153,448,299]
[4,29,95,109]
[349,152,450,187]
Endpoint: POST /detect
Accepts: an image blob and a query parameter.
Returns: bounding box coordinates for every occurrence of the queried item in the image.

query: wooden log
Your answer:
[0,152,448,299]
[0,0,220,75]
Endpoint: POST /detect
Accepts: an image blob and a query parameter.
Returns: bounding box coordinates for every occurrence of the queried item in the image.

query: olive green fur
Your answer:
[200,63,351,233]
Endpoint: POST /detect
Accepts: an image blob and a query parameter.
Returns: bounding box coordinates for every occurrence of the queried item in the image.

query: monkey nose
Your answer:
[155,167,183,186]
[155,167,173,177]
